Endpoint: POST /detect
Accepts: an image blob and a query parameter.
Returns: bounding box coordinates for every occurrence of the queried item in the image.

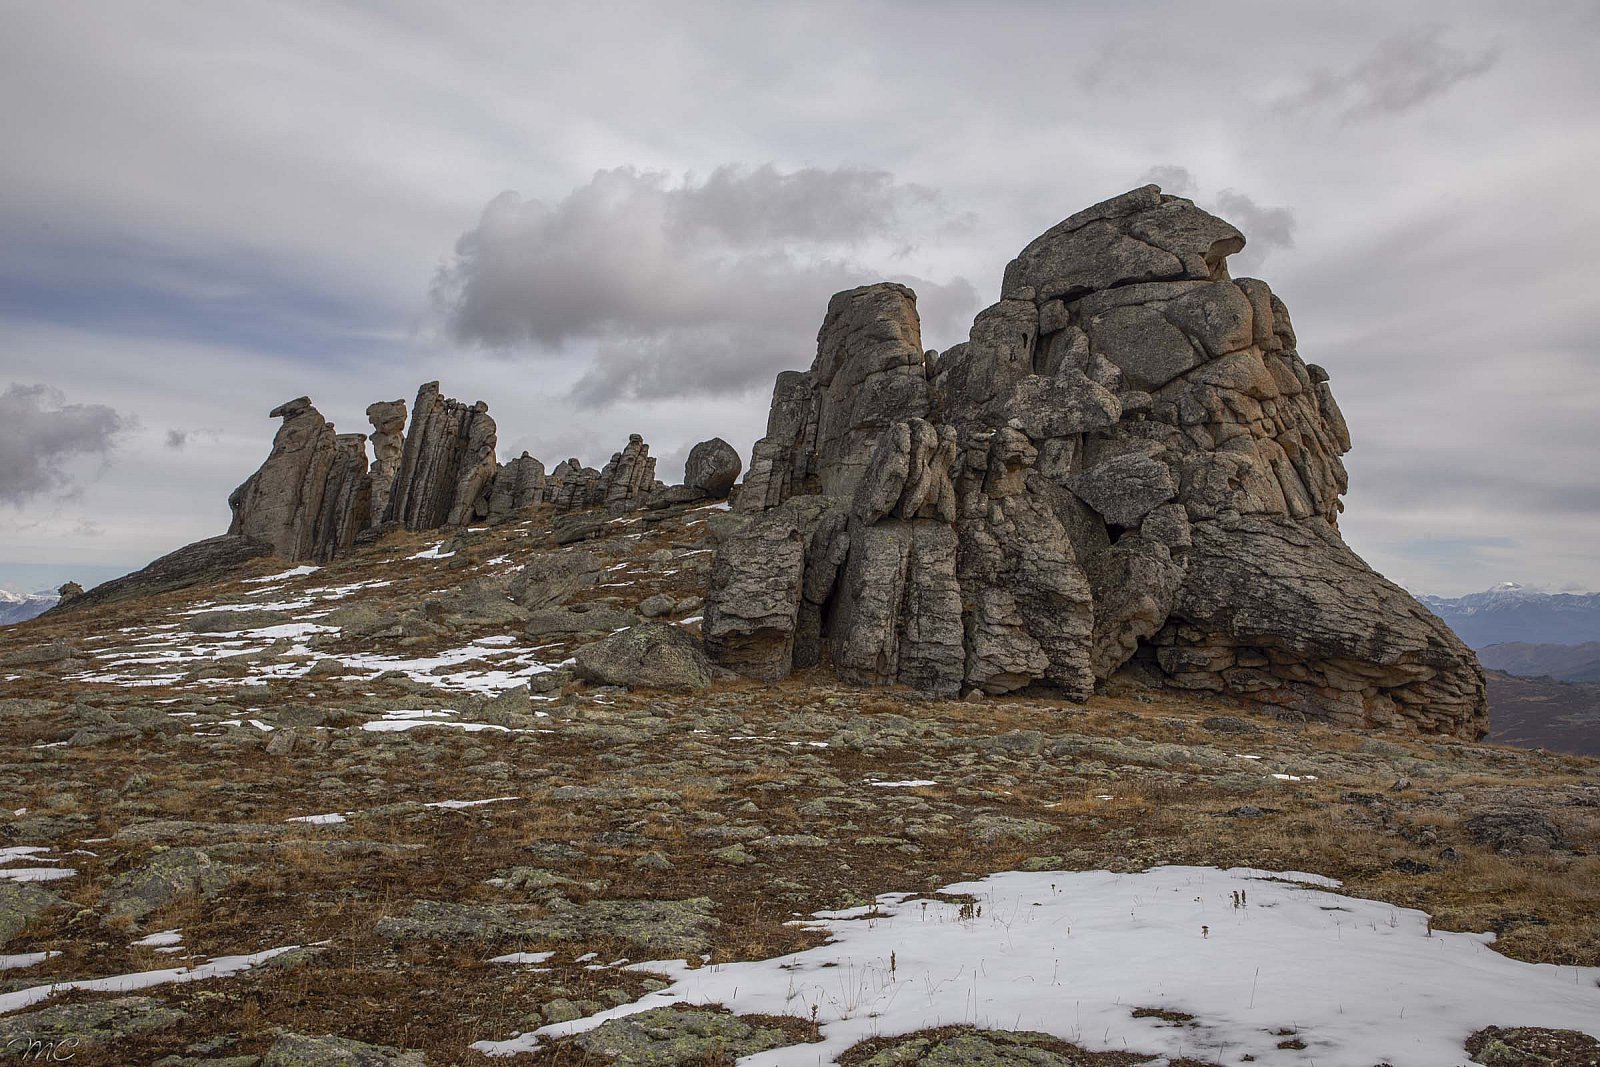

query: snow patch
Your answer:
[473,865,1600,1065]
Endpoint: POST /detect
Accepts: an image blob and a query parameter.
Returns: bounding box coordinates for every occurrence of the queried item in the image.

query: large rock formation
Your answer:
[385,382,499,529]
[707,185,1487,738]
[227,397,370,562]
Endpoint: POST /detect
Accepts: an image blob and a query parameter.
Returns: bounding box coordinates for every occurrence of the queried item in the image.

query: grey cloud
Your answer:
[1212,190,1294,272]
[1138,165,1196,196]
[1279,26,1499,121]
[0,384,129,505]
[434,165,977,406]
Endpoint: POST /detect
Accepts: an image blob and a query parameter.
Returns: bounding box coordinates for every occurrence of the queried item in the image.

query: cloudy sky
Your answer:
[2,1,1596,597]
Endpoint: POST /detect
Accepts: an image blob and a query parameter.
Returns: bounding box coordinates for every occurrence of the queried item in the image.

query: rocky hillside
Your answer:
[1,497,1597,1064]
[1481,642,1600,684]
[1486,671,1600,757]
[1,188,1594,1065]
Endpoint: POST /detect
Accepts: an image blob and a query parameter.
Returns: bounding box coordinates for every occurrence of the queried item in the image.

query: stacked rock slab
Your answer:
[385,382,499,529]
[487,453,547,523]
[599,434,658,506]
[365,399,407,521]
[228,397,371,563]
[708,185,1487,738]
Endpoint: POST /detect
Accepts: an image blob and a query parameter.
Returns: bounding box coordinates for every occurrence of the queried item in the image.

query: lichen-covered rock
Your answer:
[185,608,293,633]
[374,900,541,944]
[524,897,718,958]
[854,1027,1095,1067]
[0,880,64,946]
[573,623,712,691]
[0,996,185,1049]
[103,846,233,921]
[574,1007,801,1066]
[262,1032,426,1066]
[507,551,602,610]
[0,639,77,668]
[375,897,716,958]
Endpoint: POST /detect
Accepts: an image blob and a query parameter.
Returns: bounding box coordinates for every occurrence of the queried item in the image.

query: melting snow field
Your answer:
[475,866,1600,1066]
[0,945,302,1015]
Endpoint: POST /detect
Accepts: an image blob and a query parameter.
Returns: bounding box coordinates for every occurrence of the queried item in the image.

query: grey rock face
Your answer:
[228,397,371,562]
[707,495,844,681]
[599,434,658,507]
[574,623,713,691]
[705,185,1486,738]
[385,381,499,529]
[684,437,742,499]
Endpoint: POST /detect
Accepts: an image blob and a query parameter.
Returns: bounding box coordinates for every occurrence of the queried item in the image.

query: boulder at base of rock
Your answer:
[573,623,712,690]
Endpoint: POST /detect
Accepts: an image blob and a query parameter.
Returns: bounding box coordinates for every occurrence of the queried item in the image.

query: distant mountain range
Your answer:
[1479,642,1600,683]
[1419,583,1600,648]
[0,589,58,627]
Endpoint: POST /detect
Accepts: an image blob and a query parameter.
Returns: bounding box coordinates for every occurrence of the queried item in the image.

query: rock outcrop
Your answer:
[708,185,1487,738]
[224,379,690,557]
[366,399,407,520]
[227,397,371,562]
[540,435,663,512]
[599,434,657,507]
[385,381,499,529]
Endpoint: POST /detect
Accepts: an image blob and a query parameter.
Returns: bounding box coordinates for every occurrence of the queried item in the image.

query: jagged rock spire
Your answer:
[227,397,370,563]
